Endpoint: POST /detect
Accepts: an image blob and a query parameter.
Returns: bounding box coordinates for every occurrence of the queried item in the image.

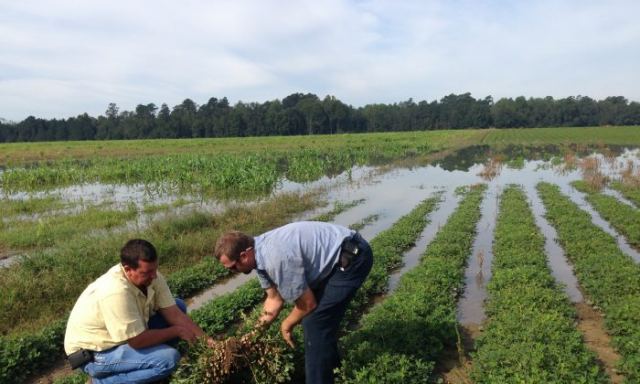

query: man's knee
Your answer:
[153,346,181,375]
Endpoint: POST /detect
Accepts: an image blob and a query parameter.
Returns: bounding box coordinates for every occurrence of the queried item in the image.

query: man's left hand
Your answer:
[280,322,295,348]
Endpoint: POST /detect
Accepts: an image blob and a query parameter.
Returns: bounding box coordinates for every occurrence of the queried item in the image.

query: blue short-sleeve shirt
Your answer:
[254,221,354,302]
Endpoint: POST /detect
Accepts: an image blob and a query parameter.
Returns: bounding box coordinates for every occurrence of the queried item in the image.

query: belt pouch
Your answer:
[67,348,94,369]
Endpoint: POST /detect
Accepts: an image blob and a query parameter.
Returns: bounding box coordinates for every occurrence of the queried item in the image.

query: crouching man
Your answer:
[64,239,210,383]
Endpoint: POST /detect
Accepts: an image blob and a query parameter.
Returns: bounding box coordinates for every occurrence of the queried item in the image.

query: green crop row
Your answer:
[348,214,379,232]
[167,257,232,299]
[610,181,640,208]
[174,193,444,383]
[472,185,606,383]
[337,184,486,383]
[572,180,640,250]
[342,192,444,325]
[312,199,366,223]
[0,319,67,384]
[482,126,640,146]
[538,182,640,383]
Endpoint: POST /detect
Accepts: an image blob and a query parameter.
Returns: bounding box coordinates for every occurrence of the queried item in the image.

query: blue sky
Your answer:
[1,0,639,121]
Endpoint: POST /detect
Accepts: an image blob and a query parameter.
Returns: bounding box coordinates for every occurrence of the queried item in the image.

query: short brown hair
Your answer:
[121,239,157,268]
[214,231,254,261]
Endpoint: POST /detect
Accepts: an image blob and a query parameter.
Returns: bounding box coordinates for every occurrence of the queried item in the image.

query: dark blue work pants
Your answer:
[302,236,373,384]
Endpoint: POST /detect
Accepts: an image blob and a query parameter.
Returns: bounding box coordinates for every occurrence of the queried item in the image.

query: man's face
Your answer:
[219,247,255,274]
[124,260,158,288]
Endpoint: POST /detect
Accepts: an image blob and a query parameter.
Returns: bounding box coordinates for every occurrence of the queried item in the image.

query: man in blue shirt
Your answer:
[214,221,373,384]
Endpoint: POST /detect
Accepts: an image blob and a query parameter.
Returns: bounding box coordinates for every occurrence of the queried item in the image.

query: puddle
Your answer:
[456,183,500,325]
[0,251,22,268]
[526,185,583,302]
[186,271,257,312]
[388,189,461,292]
[602,187,638,208]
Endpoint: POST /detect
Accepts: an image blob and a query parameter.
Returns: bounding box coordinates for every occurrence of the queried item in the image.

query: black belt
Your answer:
[339,234,362,271]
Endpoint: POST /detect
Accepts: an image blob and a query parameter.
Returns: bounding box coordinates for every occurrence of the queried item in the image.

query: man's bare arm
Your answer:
[159,305,206,338]
[127,325,194,349]
[258,286,284,326]
[280,288,317,348]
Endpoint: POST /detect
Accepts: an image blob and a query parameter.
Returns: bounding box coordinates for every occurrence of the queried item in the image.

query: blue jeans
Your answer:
[83,299,186,383]
[303,235,373,384]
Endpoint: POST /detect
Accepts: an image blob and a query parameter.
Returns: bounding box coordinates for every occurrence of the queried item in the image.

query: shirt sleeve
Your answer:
[267,248,308,303]
[153,272,176,310]
[256,269,274,289]
[98,291,146,342]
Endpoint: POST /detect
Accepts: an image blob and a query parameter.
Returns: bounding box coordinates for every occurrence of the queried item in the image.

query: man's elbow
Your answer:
[307,300,317,312]
[300,296,317,312]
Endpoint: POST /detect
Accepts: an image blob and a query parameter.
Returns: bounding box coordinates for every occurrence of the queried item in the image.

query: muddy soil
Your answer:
[434,324,481,384]
[575,302,625,383]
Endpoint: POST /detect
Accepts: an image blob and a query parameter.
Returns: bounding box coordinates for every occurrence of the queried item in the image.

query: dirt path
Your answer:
[575,302,625,383]
[26,359,73,384]
[433,324,481,384]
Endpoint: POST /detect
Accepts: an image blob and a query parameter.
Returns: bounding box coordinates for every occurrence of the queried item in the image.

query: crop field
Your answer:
[1,126,640,384]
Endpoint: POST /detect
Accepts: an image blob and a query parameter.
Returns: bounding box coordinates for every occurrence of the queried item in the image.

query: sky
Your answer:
[1,0,639,121]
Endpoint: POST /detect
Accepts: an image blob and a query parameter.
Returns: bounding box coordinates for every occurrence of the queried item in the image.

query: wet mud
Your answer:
[575,302,625,383]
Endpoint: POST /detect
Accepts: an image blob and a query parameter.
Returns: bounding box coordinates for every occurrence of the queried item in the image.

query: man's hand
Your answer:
[174,325,198,343]
[278,288,317,348]
[205,336,218,348]
[280,321,296,348]
[257,287,284,328]
[257,309,276,328]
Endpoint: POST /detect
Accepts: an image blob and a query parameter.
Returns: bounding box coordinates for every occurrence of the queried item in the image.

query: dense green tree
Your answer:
[322,95,350,134]
[2,93,640,143]
[170,99,198,138]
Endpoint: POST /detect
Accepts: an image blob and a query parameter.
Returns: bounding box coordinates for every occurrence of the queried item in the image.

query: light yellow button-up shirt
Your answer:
[64,264,175,354]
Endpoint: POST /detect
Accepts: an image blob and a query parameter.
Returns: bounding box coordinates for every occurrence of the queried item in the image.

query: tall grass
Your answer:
[0,195,65,218]
[0,205,137,249]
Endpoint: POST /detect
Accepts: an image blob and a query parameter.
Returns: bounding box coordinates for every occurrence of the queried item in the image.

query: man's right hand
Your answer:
[173,325,198,343]
[259,286,284,327]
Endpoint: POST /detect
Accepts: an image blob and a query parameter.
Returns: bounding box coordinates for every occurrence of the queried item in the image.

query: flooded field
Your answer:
[4,141,640,384]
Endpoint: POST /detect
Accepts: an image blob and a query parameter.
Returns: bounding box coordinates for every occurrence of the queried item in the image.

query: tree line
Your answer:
[1,93,639,143]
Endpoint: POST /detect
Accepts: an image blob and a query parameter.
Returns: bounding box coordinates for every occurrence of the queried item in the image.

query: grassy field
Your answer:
[0,129,483,166]
[2,126,640,167]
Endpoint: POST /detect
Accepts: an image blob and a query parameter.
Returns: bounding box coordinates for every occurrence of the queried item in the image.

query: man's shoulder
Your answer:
[93,264,134,298]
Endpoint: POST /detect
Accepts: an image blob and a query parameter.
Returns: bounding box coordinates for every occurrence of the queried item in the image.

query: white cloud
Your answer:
[0,0,639,120]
